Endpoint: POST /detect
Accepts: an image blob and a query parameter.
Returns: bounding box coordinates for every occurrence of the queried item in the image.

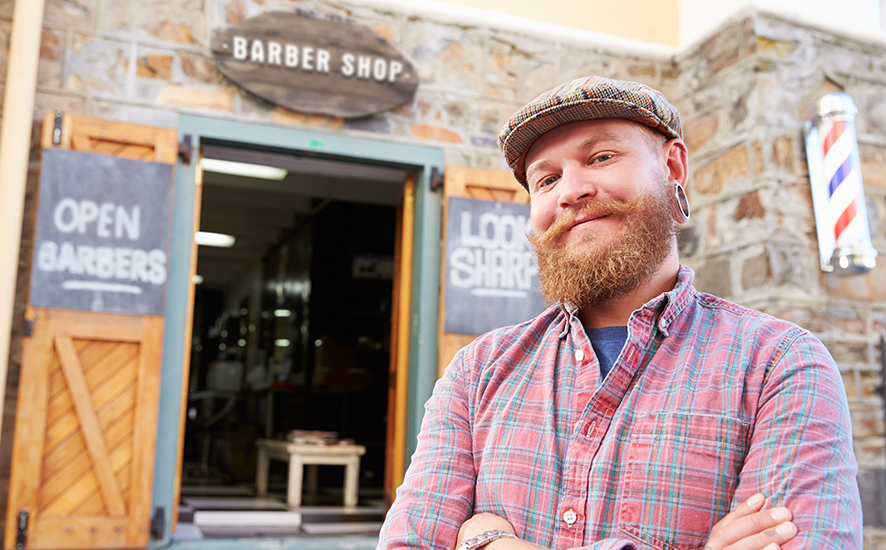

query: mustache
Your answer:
[529,196,643,246]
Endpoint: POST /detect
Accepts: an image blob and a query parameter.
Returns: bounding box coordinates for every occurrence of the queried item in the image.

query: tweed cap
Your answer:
[499,76,683,187]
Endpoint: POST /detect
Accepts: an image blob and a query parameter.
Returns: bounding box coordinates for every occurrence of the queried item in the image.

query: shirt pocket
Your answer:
[616,413,750,550]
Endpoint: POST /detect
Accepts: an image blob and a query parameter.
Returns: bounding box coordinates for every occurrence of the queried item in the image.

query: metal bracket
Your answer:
[178,135,193,165]
[430,167,444,193]
[24,319,33,338]
[150,507,165,540]
[16,509,28,549]
[52,111,63,146]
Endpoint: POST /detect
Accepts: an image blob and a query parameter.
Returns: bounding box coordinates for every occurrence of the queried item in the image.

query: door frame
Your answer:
[150,114,444,544]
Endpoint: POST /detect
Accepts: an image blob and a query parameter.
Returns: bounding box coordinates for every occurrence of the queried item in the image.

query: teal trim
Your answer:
[405,168,441,461]
[151,115,443,547]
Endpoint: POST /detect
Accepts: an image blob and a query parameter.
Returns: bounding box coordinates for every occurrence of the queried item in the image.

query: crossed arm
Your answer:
[457,494,797,550]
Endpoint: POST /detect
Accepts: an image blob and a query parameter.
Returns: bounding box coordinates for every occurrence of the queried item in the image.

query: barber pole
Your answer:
[804,92,878,274]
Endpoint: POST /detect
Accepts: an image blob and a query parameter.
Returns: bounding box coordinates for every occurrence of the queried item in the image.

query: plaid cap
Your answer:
[498,76,683,188]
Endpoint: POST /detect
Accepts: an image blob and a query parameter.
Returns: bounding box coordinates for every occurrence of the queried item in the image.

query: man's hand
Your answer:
[456,513,516,547]
[705,494,798,550]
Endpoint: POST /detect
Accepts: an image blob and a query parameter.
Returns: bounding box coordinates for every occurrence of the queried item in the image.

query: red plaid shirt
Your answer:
[379,266,862,550]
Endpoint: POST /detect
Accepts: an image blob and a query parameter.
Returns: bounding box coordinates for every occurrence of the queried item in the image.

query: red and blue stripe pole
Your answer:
[804,93,877,275]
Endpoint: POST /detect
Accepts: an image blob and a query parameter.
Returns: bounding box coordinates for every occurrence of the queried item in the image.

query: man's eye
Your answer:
[539,175,559,187]
[592,154,613,164]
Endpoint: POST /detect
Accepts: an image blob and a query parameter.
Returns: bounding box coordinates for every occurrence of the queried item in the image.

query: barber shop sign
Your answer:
[211,9,420,118]
[444,198,548,335]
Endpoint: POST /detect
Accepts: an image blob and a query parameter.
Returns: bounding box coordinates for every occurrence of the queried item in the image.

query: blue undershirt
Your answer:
[584,326,628,378]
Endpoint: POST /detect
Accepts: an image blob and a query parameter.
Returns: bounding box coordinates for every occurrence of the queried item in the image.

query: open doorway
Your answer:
[177,142,408,538]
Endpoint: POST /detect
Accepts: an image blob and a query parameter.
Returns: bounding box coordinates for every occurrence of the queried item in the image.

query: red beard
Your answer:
[529,179,676,308]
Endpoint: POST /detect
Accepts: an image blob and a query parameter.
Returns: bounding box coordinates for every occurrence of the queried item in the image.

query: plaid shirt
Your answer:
[379,266,862,550]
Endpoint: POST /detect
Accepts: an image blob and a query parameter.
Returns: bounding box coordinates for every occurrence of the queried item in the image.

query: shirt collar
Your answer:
[555,264,696,338]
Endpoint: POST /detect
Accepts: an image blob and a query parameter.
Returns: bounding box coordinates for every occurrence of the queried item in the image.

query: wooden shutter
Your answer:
[437,166,528,377]
[384,175,415,504]
[5,113,176,549]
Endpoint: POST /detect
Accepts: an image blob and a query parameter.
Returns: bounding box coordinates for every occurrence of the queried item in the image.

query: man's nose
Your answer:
[557,169,596,208]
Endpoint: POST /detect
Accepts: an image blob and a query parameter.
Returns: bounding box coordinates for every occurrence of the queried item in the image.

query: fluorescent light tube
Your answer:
[195,231,236,247]
[201,158,288,180]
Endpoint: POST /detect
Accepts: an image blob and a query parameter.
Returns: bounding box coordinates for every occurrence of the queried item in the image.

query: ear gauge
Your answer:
[671,183,690,223]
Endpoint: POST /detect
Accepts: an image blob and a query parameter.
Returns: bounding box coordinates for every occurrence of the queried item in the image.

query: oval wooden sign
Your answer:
[211,11,419,118]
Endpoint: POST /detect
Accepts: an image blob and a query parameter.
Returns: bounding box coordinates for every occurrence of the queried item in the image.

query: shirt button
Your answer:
[575,349,584,361]
[563,509,577,525]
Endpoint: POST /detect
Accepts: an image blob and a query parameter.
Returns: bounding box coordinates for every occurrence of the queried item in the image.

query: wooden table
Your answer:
[254,439,367,507]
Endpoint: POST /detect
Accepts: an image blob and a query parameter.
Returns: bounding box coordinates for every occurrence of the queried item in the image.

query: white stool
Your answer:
[255,438,366,507]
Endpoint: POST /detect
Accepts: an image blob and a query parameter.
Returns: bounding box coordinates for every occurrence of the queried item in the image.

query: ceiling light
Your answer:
[274,309,292,317]
[195,231,236,247]
[201,158,288,180]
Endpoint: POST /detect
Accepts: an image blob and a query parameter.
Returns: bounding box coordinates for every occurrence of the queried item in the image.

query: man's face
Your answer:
[524,118,677,307]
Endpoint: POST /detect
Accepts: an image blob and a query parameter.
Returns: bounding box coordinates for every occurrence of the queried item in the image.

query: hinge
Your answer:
[150,506,165,540]
[16,509,28,549]
[430,167,444,192]
[24,320,33,338]
[52,111,63,146]
[178,135,193,165]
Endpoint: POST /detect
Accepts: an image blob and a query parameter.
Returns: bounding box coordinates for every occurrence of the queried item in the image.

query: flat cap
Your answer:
[498,75,683,187]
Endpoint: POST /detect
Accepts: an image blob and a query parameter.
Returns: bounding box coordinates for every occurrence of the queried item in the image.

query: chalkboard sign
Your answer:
[29,149,173,315]
[444,197,548,335]
[211,10,420,118]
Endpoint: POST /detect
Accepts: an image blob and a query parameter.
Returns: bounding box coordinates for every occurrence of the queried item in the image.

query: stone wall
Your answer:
[4,0,886,545]
[667,13,886,545]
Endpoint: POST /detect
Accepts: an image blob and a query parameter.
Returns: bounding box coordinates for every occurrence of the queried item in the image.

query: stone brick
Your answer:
[862,371,883,400]
[137,54,174,80]
[844,370,858,400]
[412,124,462,143]
[683,113,718,153]
[677,225,699,258]
[38,29,64,88]
[693,257,731,298]
[0,21,9,85]
[103,0,205,47]
[157,85,233,111]
[40,29,62,62]
[734,191,765,220]
[755,36,797,58]
[43,0,99,28]
[404,22,483,95]
[824,340,869,365]
[180,52,223,85]
[693,145,750,194]
[861,146,886,190]
[859,469,886,527]
[823,261,886,301]
[752,140,764,175]
[272,107,344,130]
[851,403,885,439]
[772,136,796,173]
[627,64,657,79]
[65,34,129,95]
[34,92,87,117]
[741,251,771,290]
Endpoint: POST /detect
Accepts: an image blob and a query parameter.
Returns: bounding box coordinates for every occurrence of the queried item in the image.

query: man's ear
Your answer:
[663,139,688,186]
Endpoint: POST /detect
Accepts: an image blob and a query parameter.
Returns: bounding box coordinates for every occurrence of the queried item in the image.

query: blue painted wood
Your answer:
[150,114,443,547]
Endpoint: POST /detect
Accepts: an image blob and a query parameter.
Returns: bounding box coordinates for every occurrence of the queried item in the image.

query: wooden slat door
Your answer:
[437,166,528,376]
[5,113,177,549]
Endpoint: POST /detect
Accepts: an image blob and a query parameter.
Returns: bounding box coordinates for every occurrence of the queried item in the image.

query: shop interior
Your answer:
[176,142,407,538]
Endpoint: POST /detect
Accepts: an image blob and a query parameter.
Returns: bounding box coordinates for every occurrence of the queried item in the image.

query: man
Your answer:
[378,76,862,549]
